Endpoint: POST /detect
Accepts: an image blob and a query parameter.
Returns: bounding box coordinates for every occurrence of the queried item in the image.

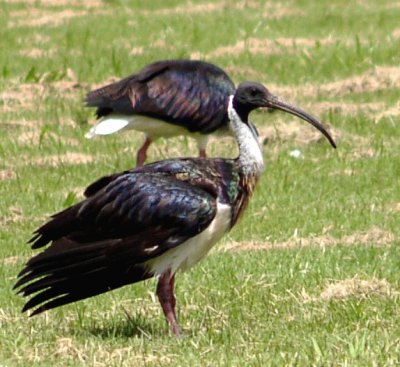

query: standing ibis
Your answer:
[15,82,336,336]
[85,60,258,166]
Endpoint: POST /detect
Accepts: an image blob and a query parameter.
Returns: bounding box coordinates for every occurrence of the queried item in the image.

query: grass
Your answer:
[1,0,400,365]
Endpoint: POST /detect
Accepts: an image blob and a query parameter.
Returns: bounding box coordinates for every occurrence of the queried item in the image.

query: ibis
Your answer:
[15,82,336,336]
[85,60,330,166]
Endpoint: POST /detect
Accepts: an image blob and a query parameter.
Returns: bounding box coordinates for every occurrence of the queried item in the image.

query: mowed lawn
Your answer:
[1,0,400,365]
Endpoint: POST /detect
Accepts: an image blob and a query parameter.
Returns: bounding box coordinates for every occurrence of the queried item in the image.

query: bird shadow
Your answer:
[85,316,161,339]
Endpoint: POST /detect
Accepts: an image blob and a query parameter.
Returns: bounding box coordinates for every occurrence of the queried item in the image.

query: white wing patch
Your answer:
[85,116,131,138]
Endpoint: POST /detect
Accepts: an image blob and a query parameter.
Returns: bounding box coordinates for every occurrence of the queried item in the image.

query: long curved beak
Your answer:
[264,95,336,148]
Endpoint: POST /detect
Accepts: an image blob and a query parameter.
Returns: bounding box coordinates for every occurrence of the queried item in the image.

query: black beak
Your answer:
[263,94,336,148]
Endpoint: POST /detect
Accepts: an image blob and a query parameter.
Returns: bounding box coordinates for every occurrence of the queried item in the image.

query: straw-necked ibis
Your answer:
[15,82,335,336]
[85,60,260,166]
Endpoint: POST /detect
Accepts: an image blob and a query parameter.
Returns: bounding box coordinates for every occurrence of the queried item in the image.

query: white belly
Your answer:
[86,114,206,139]
[145,203,232,276]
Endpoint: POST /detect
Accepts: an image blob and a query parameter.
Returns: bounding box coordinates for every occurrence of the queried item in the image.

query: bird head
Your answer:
[233,81,336,148]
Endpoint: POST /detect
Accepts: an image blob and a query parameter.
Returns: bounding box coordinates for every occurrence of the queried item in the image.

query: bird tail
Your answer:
[14,237,152,316]
[29,203,82,250]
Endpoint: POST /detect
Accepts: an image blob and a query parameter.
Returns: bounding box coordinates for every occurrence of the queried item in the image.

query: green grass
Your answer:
[1,0,400,365]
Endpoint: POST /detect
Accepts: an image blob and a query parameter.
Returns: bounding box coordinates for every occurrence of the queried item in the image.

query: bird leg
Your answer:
[199,148,207,158]
[156,270,181,336]
[136,137,152,167]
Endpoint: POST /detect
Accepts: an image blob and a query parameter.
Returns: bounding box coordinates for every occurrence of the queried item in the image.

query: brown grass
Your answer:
[328,168,356,177]
[374,101,400,121]
[0,206,24,226]
[10,9,88,28]
[19,48,56,59]
[3,256,24,266]
[203,36,335,58]
[312,101,386,116]
[0,170,16,181]
[1,83,46,111]
[17,130,79,146]
[1,70,81,112]
[224,65,264,80]
[262,2,304,19]
[53,338,85,362]
[386,202,400,213]
[141,0,302,20]
[265,65,400,101]
[32,152,94,167]
[6,0,101,5]
[143,1,266,16]
[349,146,377,160]
[222,227,394,252]
[392,28,400,38]
[319,278,395,300]
[256,119,338,146]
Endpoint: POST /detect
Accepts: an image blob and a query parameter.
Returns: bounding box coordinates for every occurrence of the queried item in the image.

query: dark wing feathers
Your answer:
[16,167,218,315]
[85,60,236,133]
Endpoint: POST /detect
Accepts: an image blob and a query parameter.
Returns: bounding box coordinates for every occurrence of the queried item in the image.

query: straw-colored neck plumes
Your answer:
[228,96,264,177]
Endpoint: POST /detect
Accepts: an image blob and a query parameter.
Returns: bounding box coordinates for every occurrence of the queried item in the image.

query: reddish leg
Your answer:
[136,137,152,167]
[199,148,207,158]
[156,270,181,336]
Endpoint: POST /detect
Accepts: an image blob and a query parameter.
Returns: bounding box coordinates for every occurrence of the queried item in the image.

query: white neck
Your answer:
[228,95,264,176]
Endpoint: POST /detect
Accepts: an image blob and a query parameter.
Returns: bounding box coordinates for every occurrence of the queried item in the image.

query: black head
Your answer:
[233,81,336,148]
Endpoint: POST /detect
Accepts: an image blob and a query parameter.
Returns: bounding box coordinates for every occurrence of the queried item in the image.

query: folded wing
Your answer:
[15,170,217,315]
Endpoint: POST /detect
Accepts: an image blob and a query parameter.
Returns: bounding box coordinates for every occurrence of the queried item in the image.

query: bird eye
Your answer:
[250,89,257,97]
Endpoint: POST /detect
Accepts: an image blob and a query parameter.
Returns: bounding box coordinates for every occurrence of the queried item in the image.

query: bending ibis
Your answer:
[15,82,336,336]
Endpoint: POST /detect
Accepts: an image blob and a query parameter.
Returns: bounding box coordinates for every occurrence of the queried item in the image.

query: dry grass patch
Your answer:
[19,48,56,59]
[329,168,356,176]
[3,256,24,266]
[1,71,82,112]
[392,28,400,38]
[32,152,94,167]
[223,227,394,252]
[150,1,227,15]
[0,206,24,225]
[313,101,386,116]
[321,66,400,96]
[145,0,302,20]
[319,278,395,300]
[262,2,303,19]
[129,47,144,56]
[349,146,377,160]
[2,119,39,129]
[67,187,86,200]
[224,65,264,80]
[374,101,400,121]
[386,1,400,9]
[143,1,289,16]
[51,337,176,366]
[266,66,400,100]
[17,130,79,146]
[6,0,101,5]
[387,202,400,213]
[9,9,88,28]
[205,36,335,58]
[257,119,339,146]
[53,338,85,362]
[0,309,25,326]
[1,83,46,111]
[0,169,17,180]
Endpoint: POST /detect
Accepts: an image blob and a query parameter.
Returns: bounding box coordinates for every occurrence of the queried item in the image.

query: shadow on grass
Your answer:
[86,316,164,339]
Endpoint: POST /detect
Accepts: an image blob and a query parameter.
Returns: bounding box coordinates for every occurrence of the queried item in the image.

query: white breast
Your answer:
[145,202,232,276]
